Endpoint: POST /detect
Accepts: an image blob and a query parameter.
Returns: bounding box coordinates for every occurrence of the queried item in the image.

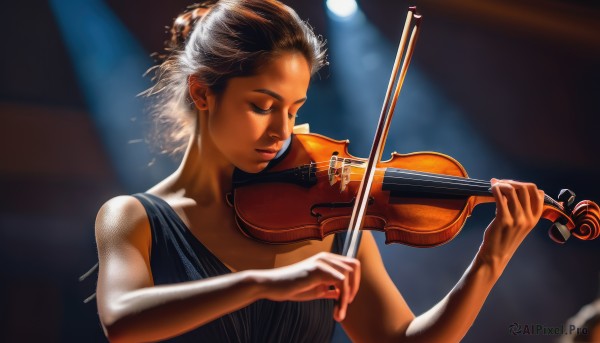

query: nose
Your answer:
[268,110,291,141]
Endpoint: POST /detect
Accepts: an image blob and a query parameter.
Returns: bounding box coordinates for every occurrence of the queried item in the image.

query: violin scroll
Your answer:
[570,200,600,241]
[547,189,599,243]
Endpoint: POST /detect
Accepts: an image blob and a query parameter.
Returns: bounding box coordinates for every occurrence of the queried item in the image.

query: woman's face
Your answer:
[205,52,311,173]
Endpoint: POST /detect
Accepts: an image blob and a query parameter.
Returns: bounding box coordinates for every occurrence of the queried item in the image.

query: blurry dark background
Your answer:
[0,0,598,342]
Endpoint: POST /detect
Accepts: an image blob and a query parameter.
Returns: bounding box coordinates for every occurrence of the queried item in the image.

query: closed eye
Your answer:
[251,103,272,115]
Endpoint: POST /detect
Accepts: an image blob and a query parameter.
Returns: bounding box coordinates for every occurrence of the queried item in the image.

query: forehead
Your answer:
[227,52,311,98]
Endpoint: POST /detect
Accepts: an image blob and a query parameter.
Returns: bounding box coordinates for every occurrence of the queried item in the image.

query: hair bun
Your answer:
[170,3,214,50]
[152,1,218,63]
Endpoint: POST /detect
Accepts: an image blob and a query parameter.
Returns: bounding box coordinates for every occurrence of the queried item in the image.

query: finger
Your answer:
[491,179,508,219]
[318,261,349,322]
[535,189,545,217]
[314,261,345,302]
[523,183,540,218]
[295,284,339,301]
[497,181,521,220]
[321,258,356,302]
[314,262,346,319]
[322,257,353,275]
[316,260,346,282]
[527,183,544,219]
[335,268,350,322]
[318,253,362,301]
[513,182,531,219]
[341,257,360,303]
[327,255,361,303]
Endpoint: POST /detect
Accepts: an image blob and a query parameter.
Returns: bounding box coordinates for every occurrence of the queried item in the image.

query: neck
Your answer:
[168,112,234,206]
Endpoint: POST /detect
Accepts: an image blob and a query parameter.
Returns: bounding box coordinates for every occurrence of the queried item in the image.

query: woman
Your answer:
[94,1,545,342]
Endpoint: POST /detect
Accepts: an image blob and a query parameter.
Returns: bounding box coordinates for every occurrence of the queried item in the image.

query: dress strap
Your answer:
[132,193,231,284]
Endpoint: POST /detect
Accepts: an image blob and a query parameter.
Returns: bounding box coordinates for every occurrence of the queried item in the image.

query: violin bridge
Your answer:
[328,154,339,186]
[340,159,351,192]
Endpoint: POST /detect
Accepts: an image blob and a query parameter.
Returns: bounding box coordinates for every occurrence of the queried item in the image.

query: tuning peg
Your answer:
[558,189,576,210]
[548,218,571,244]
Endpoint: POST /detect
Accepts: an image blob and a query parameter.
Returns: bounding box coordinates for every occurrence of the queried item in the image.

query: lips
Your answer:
[255,148,279,160]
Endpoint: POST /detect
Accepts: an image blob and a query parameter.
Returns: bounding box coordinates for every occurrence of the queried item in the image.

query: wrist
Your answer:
[473,247,507,282]
[239,269,270,301]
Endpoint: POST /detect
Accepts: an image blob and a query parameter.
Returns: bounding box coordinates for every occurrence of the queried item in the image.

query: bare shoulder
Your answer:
[95,195,151,254]
[95,195,156,325]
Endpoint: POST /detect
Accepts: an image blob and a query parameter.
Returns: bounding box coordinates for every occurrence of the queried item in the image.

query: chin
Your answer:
[235,161,270,174]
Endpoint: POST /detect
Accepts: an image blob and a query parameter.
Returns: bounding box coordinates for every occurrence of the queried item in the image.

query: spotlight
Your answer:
[326,0,358,19]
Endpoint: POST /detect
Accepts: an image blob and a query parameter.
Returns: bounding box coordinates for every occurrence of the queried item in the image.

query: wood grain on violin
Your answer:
[228,133,599,247]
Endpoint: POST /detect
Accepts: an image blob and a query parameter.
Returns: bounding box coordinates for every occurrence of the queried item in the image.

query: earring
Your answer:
[197,101,208,110]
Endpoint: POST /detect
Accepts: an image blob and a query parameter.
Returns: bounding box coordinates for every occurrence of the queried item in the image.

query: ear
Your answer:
[188,75,211,111]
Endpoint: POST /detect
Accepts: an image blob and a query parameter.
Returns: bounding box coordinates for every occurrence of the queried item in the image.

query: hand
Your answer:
[479,178,545,269]
[254,252,361,322]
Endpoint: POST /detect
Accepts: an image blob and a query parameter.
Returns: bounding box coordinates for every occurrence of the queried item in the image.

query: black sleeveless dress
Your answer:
[133,193,345,342]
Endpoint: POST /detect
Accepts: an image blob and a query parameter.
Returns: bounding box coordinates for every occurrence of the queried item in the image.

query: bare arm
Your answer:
[96,196,360,342]
[342,179,544,342]
[399,244,504,342]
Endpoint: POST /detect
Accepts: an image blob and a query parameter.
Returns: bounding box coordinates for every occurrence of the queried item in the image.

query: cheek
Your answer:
[208,106,265,155]
[209,111,235,150]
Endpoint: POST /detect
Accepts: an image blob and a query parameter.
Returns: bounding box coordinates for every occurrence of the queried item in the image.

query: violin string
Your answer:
[291,167,490,190]
[305,159,491,186]
[331,175,490,193]
[267,163,559,206]
[276,161,491,189]
[315,166,556,202]
[277,167,488,194]
[303,159,491,186]
[255,165,560,205]
[318,173,491,193]
[271,164,491,192]
[355,179,488,193]
[314,168,490,187]
[307,159,490,186]
[309,163,491,188]
[346,174,490,188]
[544,194,560,208]
[351,173,490,189]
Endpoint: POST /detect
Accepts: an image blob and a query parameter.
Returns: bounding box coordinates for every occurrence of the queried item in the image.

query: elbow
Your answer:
[100,314,125,343]
[97,291,145,342]
[99,309,138,343]
[100,305,167,343]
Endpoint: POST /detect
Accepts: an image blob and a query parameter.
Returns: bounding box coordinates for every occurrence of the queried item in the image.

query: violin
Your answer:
[226,7,599,256]
[227,132,599,246]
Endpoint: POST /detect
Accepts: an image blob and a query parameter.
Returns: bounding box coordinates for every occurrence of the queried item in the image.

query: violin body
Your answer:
[229,133,599,247]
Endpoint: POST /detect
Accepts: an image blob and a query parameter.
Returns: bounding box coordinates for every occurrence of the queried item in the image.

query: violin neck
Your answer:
[382,168,491,198]
[381,168,559,208]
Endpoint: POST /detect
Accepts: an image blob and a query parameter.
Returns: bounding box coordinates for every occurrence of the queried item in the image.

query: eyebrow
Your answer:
[252,89,307,104]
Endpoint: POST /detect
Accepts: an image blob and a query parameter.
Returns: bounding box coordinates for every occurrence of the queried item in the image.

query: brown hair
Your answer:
[143,0,327,156]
